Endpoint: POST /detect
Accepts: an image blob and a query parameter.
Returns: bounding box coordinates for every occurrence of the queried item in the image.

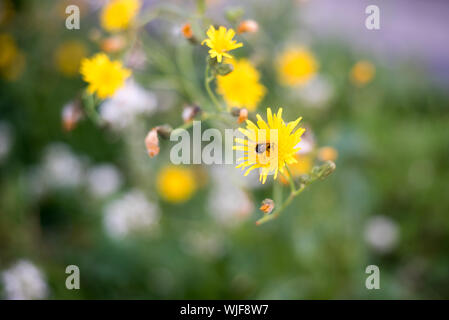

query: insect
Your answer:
[255,143,272,154]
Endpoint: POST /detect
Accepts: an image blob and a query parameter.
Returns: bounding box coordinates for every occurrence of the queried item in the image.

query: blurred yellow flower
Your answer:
[201,25,243,63]
[100,0,141,32]
[0,33,17,68]
[217,59,266,111]
[277,47,318,86]
[0,33,25,81]
[80,53,131,99]
[157,166,197,203]
[54,40,88,77]
[234,108,305,184]
[350,60,375,86]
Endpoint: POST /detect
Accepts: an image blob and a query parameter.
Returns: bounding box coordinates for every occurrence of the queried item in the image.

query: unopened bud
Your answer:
[215,63,234,75]
[155,124,173,139]
[101,35,126,53]
[62,100,83,132]
[237,20,259,34]
[260,198,275,214]
[182,105,201,123]
[312,160,336,180]
[238,108,248,124]
[181,23,194,39]
[145,128,160,158]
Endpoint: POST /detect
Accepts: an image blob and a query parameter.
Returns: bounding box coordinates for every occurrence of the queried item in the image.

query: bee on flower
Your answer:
[80,53,131,99]
[201,25,243,63]
[234,108,305,184]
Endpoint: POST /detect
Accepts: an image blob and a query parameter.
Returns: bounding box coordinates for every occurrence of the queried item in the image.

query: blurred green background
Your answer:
[1,0,448,299]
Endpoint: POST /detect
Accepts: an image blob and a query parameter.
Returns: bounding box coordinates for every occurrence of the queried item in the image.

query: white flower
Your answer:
[103,190,159,238]
[364,215,399,253]
[0,121,13,163]
[208,166,253,226]
[1,260,48,300]
[100,80,157,130]
[41,143,84,189]
[297,75,334,108]
[181,231,225,260]
[87,164,123,198]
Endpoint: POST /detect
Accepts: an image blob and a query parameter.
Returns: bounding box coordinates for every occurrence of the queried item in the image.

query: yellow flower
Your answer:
[217,59,266,111]
[100,0,141,32]
[54,40,88,77]
[0,33,17,68]
[350,60,375,86]
[0,33,25,81]
[201,25,243,63]
[234,108,305,184]
[157,166,197,203]
[80,53,131,99]
[277,47,318,86]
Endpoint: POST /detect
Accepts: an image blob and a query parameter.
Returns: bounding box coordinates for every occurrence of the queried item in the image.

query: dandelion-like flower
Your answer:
[100,0,141,32]
[277,47,318,86]
[217,59,266,111]
[234,108,305,184]
[201,26,243,63]
[80,53,131,99]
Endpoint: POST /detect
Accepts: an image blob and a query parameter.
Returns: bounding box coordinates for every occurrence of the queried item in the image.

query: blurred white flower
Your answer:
[1,260,48,300]
[208,166,253,226]
[103,190,159,238]
[364,215,399,253]
[295,127,315,155]
[100,80,157,130]
[87,164,123,198]
[182,231,225,260]
[41,143,84,189]
[297,75,334,108]
[0,121,13,163]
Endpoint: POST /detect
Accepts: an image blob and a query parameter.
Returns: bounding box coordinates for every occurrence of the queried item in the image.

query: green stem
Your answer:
[83,91,101,125]
[256,183,306,226]
[204,63,223,111]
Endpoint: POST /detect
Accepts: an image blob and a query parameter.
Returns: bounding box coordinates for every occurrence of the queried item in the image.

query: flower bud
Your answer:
[237,20,259,34]
[62,100,83,132]
[145,128,160,158]
[101,35,126,53]
[182,105,201,123]
[312,160,336,180]
[215,63,234,75]
[238,108,248,124]
[181,23,194,39]
[155,124,173,139]
[260,198,275,214]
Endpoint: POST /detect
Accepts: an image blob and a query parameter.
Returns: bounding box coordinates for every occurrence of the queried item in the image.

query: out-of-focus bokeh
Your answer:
[0,0,448,299]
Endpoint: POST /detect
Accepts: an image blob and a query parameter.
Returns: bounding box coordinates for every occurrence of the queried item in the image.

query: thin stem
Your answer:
[204,63,223,111]
[83,91,101,125]
[284,165,297,193]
